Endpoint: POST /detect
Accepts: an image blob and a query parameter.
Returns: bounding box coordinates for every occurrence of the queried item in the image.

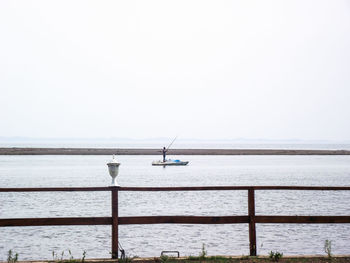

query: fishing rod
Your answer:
[166,136,178,151]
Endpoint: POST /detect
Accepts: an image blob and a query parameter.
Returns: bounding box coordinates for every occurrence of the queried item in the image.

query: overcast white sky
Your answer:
[0,0,349,141]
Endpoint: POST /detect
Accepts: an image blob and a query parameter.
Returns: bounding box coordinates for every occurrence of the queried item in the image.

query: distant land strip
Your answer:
[0,148,350,155]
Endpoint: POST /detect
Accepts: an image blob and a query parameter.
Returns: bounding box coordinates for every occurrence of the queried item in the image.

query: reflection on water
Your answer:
[0,155,350,260]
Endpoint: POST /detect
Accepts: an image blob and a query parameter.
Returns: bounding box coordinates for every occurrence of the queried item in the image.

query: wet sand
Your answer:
[0,148,349,155]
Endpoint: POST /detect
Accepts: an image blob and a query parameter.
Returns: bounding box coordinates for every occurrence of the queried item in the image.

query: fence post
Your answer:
[248,188,257,256]
[111,186,119,259]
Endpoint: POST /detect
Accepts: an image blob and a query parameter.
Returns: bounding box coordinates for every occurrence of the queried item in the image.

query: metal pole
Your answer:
[248,188,257,256]
[111,187,119,259]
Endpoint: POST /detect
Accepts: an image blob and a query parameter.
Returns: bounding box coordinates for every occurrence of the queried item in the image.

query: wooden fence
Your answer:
[1,186,350,258]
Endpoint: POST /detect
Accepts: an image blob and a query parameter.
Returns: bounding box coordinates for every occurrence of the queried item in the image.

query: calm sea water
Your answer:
[1,155,350,260]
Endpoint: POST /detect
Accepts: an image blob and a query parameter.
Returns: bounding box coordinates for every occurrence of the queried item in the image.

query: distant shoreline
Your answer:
[1,148,350,155]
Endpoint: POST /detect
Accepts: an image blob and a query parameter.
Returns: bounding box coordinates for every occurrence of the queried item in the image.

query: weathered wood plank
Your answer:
[118,216,249,225]
[252,186,350,191]
[1,186,350,192]
[0,217,112,227]
[111,188,119,259]
[0,187,111,192]
[256,216,350,224]
[2,215,349,227]
[119,186,350,191]
[248,188,256,256]
[119,186,249,191]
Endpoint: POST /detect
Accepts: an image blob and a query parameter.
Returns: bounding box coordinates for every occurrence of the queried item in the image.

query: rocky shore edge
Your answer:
[2,255,350,263]
[1,148,350,155]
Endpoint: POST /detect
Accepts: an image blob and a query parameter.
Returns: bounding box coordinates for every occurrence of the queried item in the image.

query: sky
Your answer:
[0,0,349,141]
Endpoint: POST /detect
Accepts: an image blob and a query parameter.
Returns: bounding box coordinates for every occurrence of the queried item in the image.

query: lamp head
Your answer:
[107,155,120,186]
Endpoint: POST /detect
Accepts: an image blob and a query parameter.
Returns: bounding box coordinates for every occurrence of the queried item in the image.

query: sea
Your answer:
[0,141,350,260]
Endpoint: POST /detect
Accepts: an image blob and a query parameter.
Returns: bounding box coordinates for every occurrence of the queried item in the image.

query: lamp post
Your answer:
[107,155,121,186]
[107,155,121,259]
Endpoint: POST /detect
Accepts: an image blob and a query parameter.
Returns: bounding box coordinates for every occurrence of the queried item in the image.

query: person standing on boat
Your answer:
[162,147,167,162]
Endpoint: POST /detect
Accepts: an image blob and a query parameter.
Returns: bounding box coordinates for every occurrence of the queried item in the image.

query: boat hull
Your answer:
[152,160,189,166]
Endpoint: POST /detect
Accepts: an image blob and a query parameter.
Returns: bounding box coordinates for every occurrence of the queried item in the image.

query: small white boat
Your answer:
[152,159,189,166]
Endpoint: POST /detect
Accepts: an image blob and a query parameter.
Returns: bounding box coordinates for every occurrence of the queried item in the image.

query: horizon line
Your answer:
[0,136,350,144]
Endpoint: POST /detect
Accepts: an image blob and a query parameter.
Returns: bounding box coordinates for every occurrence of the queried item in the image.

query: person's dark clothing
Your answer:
[162,147,167,162]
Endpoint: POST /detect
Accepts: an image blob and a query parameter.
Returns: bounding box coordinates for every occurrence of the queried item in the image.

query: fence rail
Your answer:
[2,186,350,191]
[1,186,350,258]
